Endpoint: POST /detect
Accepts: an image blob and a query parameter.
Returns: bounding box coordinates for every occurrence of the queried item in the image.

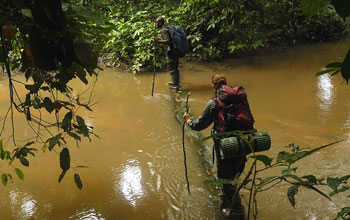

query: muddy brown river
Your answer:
[0,39,349,219]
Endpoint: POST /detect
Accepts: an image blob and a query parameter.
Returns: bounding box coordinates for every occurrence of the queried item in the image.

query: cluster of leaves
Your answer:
[94,0,347,72]
[0,0,105,189]
[302,0,350,83]
[208,140,349,219]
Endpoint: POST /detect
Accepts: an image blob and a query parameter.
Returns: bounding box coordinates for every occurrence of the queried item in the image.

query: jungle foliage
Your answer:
[0,0,104,189]
[97,0,348,73]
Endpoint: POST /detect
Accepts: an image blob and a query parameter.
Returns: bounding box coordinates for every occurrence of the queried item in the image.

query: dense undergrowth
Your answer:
[92,0,349,72]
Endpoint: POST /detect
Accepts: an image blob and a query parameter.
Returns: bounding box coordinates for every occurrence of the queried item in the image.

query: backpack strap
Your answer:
[212,97,226,132]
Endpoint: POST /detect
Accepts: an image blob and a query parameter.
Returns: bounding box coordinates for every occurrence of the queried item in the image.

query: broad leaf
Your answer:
[14,168,24,180]
[1,173,8,186]
[48,133,62,151]
[341,48,350,83]
[58,170,66,183]
[301,175,317,184]
[326,175,350,192]
[336,207,350,219]
[59,148,71,171]
[287,186,299,207]
[19,157,29,167]
[282,168,297,176]
[74,173,83,190]
[254,155,273,167]
[301,0,325,17]
[70,5,105,25]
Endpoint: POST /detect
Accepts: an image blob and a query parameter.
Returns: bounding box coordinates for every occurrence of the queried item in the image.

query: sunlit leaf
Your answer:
[254,155,273,167]
[1,173,8,186]
[330,186,350,197]
[336,207,350,219]
[315,68,339,76]
[326,175,350,192]
[301,0,325,17]
[282,168,297,176]
[70,5,105,25]
[14,168,24,180]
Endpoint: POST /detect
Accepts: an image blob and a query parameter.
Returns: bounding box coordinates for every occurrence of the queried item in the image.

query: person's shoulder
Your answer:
[207,99,216,107]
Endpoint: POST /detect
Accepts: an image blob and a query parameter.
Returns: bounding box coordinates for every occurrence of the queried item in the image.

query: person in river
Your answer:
[183,73,255,220]
[153,16,180,90]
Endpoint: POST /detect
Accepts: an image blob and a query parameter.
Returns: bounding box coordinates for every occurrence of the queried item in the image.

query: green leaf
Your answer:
[62,111,73,132]
[42,97,54,113]
[75,64,88,84]
[68,132,81,142]
[73,39,98,75]
[74,173,83,190]
[59,148,71,171]
[254,155,273,167]
[58,170,66,183]
[287,186,298,208]
[330,186,350,197]
[70,5,105,25]
[326,175,350,192]
[19,157,29,167]
[332,0,350,19]
[301,175,317,184]
[257,176,279,188]
[315,68,339,76]
[1,173,8,186]
[282,168,297,176]
[326,62,342,68]
[301,0,325,17]
[48,133,62,151]
[14,168,24,180]
[330,70,341,77]
[341,48,350,83]
[336,207,350,219]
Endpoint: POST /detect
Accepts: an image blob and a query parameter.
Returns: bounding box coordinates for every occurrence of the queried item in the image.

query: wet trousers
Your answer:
[215,144,246,219]
[168,55,179,86]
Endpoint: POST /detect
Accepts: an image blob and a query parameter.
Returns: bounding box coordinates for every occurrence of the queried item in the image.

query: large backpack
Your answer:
[213,85,255,133]
[167,25,189,58]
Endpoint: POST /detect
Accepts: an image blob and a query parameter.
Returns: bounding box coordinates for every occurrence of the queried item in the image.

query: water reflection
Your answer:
[9,190,37,219]
[317,74,335,125]
[117,159,144,207]
[69,208,105,220]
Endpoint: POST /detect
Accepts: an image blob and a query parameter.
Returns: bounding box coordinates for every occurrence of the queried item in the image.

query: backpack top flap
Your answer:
[167,25,188,57]
[217,85,246,104]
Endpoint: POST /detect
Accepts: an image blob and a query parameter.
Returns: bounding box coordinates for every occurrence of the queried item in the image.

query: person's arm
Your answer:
[155,38,169,44]
[183,99,215,131]
[154,26,170,45]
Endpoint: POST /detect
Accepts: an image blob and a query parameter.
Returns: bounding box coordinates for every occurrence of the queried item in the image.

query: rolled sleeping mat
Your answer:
[219,131,271,159]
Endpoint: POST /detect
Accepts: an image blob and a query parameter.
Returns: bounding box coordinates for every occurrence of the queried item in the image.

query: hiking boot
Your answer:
[169,85,178,90]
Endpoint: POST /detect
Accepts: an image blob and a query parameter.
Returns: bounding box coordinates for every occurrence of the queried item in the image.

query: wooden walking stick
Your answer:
[151,40,156,96]
[182,91,191,194]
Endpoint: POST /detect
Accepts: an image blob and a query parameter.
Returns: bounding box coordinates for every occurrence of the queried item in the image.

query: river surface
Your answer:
[0,39,350,220]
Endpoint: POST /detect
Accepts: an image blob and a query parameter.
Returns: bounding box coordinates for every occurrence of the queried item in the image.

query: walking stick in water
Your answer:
[151,40,156,96]
[182,91,191,194]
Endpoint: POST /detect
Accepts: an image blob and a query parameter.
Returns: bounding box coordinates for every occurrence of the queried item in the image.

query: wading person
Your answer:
[153,16,180,90]
[183,73,255,220]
